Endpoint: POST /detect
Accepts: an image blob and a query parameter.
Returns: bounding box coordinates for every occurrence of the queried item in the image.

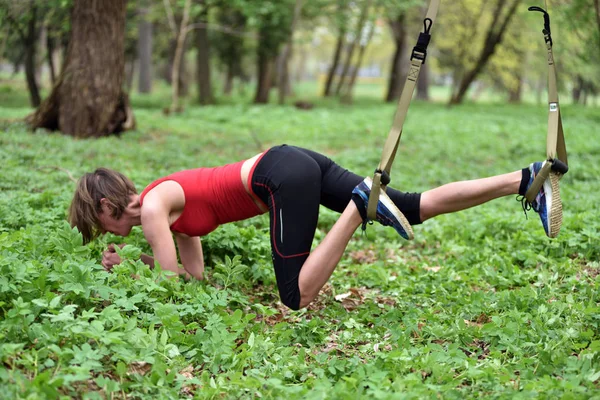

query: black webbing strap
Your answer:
[367,0,440,222]
[525,6,569,203]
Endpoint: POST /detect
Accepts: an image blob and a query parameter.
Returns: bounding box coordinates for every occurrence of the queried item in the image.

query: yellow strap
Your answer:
[367,0,440,221]
[525,16,568,203]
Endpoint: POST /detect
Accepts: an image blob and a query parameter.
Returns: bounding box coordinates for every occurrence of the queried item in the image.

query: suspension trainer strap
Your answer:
[367,0,441,221]
[525,7,569,203]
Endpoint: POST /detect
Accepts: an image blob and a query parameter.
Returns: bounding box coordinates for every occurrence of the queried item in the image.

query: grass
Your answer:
[1,78,600,399]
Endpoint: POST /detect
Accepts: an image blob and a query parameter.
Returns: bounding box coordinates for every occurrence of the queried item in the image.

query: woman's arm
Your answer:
[175,235,204,280]
[141,206,189,278]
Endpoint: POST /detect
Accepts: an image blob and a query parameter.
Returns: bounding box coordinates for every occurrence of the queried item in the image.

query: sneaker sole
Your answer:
[548,172,562,238]
[379,190,415,240]
[364,177,414,240]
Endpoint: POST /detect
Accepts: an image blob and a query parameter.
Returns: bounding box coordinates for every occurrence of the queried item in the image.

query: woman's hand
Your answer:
[101,243,124,271]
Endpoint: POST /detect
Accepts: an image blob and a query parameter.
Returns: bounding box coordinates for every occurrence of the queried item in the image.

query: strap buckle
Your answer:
[375,169,391,186]
[550,158,568,174]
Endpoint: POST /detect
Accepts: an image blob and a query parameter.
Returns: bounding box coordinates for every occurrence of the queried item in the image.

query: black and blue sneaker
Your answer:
[520,161,563,238]
[352,177,414,240]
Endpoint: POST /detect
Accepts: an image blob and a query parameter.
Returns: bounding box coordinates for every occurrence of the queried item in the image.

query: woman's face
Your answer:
[98,201,133,237]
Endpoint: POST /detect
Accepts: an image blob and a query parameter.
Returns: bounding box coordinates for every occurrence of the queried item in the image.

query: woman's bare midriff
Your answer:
[241,152,268,214]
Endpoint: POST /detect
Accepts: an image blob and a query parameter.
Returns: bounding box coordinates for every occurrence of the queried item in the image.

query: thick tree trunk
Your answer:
[137,5,153,93]
[195,1,214,105]
[29,0,134,137]
[385,13,406,103]
[450,0,521,105]
[323,29,345,97]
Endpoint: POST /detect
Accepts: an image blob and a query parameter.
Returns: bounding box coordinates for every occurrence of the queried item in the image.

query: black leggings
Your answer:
[250,145,421,310]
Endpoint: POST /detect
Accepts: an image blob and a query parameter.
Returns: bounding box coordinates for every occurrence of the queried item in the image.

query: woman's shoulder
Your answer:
[140,179,185,212]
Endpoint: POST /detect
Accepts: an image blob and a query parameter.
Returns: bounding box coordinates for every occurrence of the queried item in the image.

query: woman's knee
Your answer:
[280,288,302,311]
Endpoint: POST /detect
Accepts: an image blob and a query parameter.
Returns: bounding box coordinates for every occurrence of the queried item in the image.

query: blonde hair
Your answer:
[68,168,137,244]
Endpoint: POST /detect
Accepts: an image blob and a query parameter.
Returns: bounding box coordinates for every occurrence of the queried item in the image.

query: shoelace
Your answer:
[516,195,532,219]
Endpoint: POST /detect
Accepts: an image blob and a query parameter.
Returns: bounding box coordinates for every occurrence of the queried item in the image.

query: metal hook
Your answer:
[528,6,551,35]
[423,18,433,34]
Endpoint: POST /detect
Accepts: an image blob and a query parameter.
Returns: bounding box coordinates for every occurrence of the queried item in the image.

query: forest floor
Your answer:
[1,79,600,398]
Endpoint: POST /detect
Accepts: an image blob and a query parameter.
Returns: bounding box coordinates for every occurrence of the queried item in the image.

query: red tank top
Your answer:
[139,160,263,237]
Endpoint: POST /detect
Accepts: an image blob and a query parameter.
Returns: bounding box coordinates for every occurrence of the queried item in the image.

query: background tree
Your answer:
[557,0,600,105]
[193,0,214,105]
[29,0,134,137]
[335,0,373,96]
[449,0,523,105]
[251,0,296,104]
[137,0,153,93]
[277,0,304,105]
[212,5,250,96]
[322,0,350,97]
[1,0,42,106]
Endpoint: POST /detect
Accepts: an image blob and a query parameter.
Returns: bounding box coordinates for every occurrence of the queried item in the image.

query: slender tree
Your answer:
[3,1,41,107]
[335,0,373,96]
[194,0,214,105]
[278,0,303,105]
[385,12,407,102]
[253,2,294,104]
[137,2,153,93]
[323,0,348,97]
[169,0,192,112]
[341,20,374,104]
[450,0,522,105]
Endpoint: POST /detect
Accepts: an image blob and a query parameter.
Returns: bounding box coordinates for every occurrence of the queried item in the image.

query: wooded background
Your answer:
[1,0,598,137]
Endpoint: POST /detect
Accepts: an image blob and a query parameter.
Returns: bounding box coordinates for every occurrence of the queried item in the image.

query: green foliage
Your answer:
[1,87,600,398]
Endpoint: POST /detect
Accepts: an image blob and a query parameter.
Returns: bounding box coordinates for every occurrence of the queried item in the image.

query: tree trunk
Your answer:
[323,28,345,97]
[594,0,600,49]
[254,11,282,104]
[24,4,41,107]
[385,13,406,103]
[341,22,374,104]
[416,60,430,100]
[36,23,46,86]
[295,45,307,82]
[450,0,522,105]
[335,0,373,96]
[572,75,583,104]
[47,35,56,85]
[195,0,214,105]
[137,5,153,93]
[223,66,234,95]
[278,0,303,105]
[254,54,274,104]
[508,73,522,103]
[170,0,192,113]
[126,58,135,91]
[29,0,134,137]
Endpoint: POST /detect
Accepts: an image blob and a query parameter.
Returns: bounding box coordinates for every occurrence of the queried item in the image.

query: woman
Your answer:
[69,144,561,310]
